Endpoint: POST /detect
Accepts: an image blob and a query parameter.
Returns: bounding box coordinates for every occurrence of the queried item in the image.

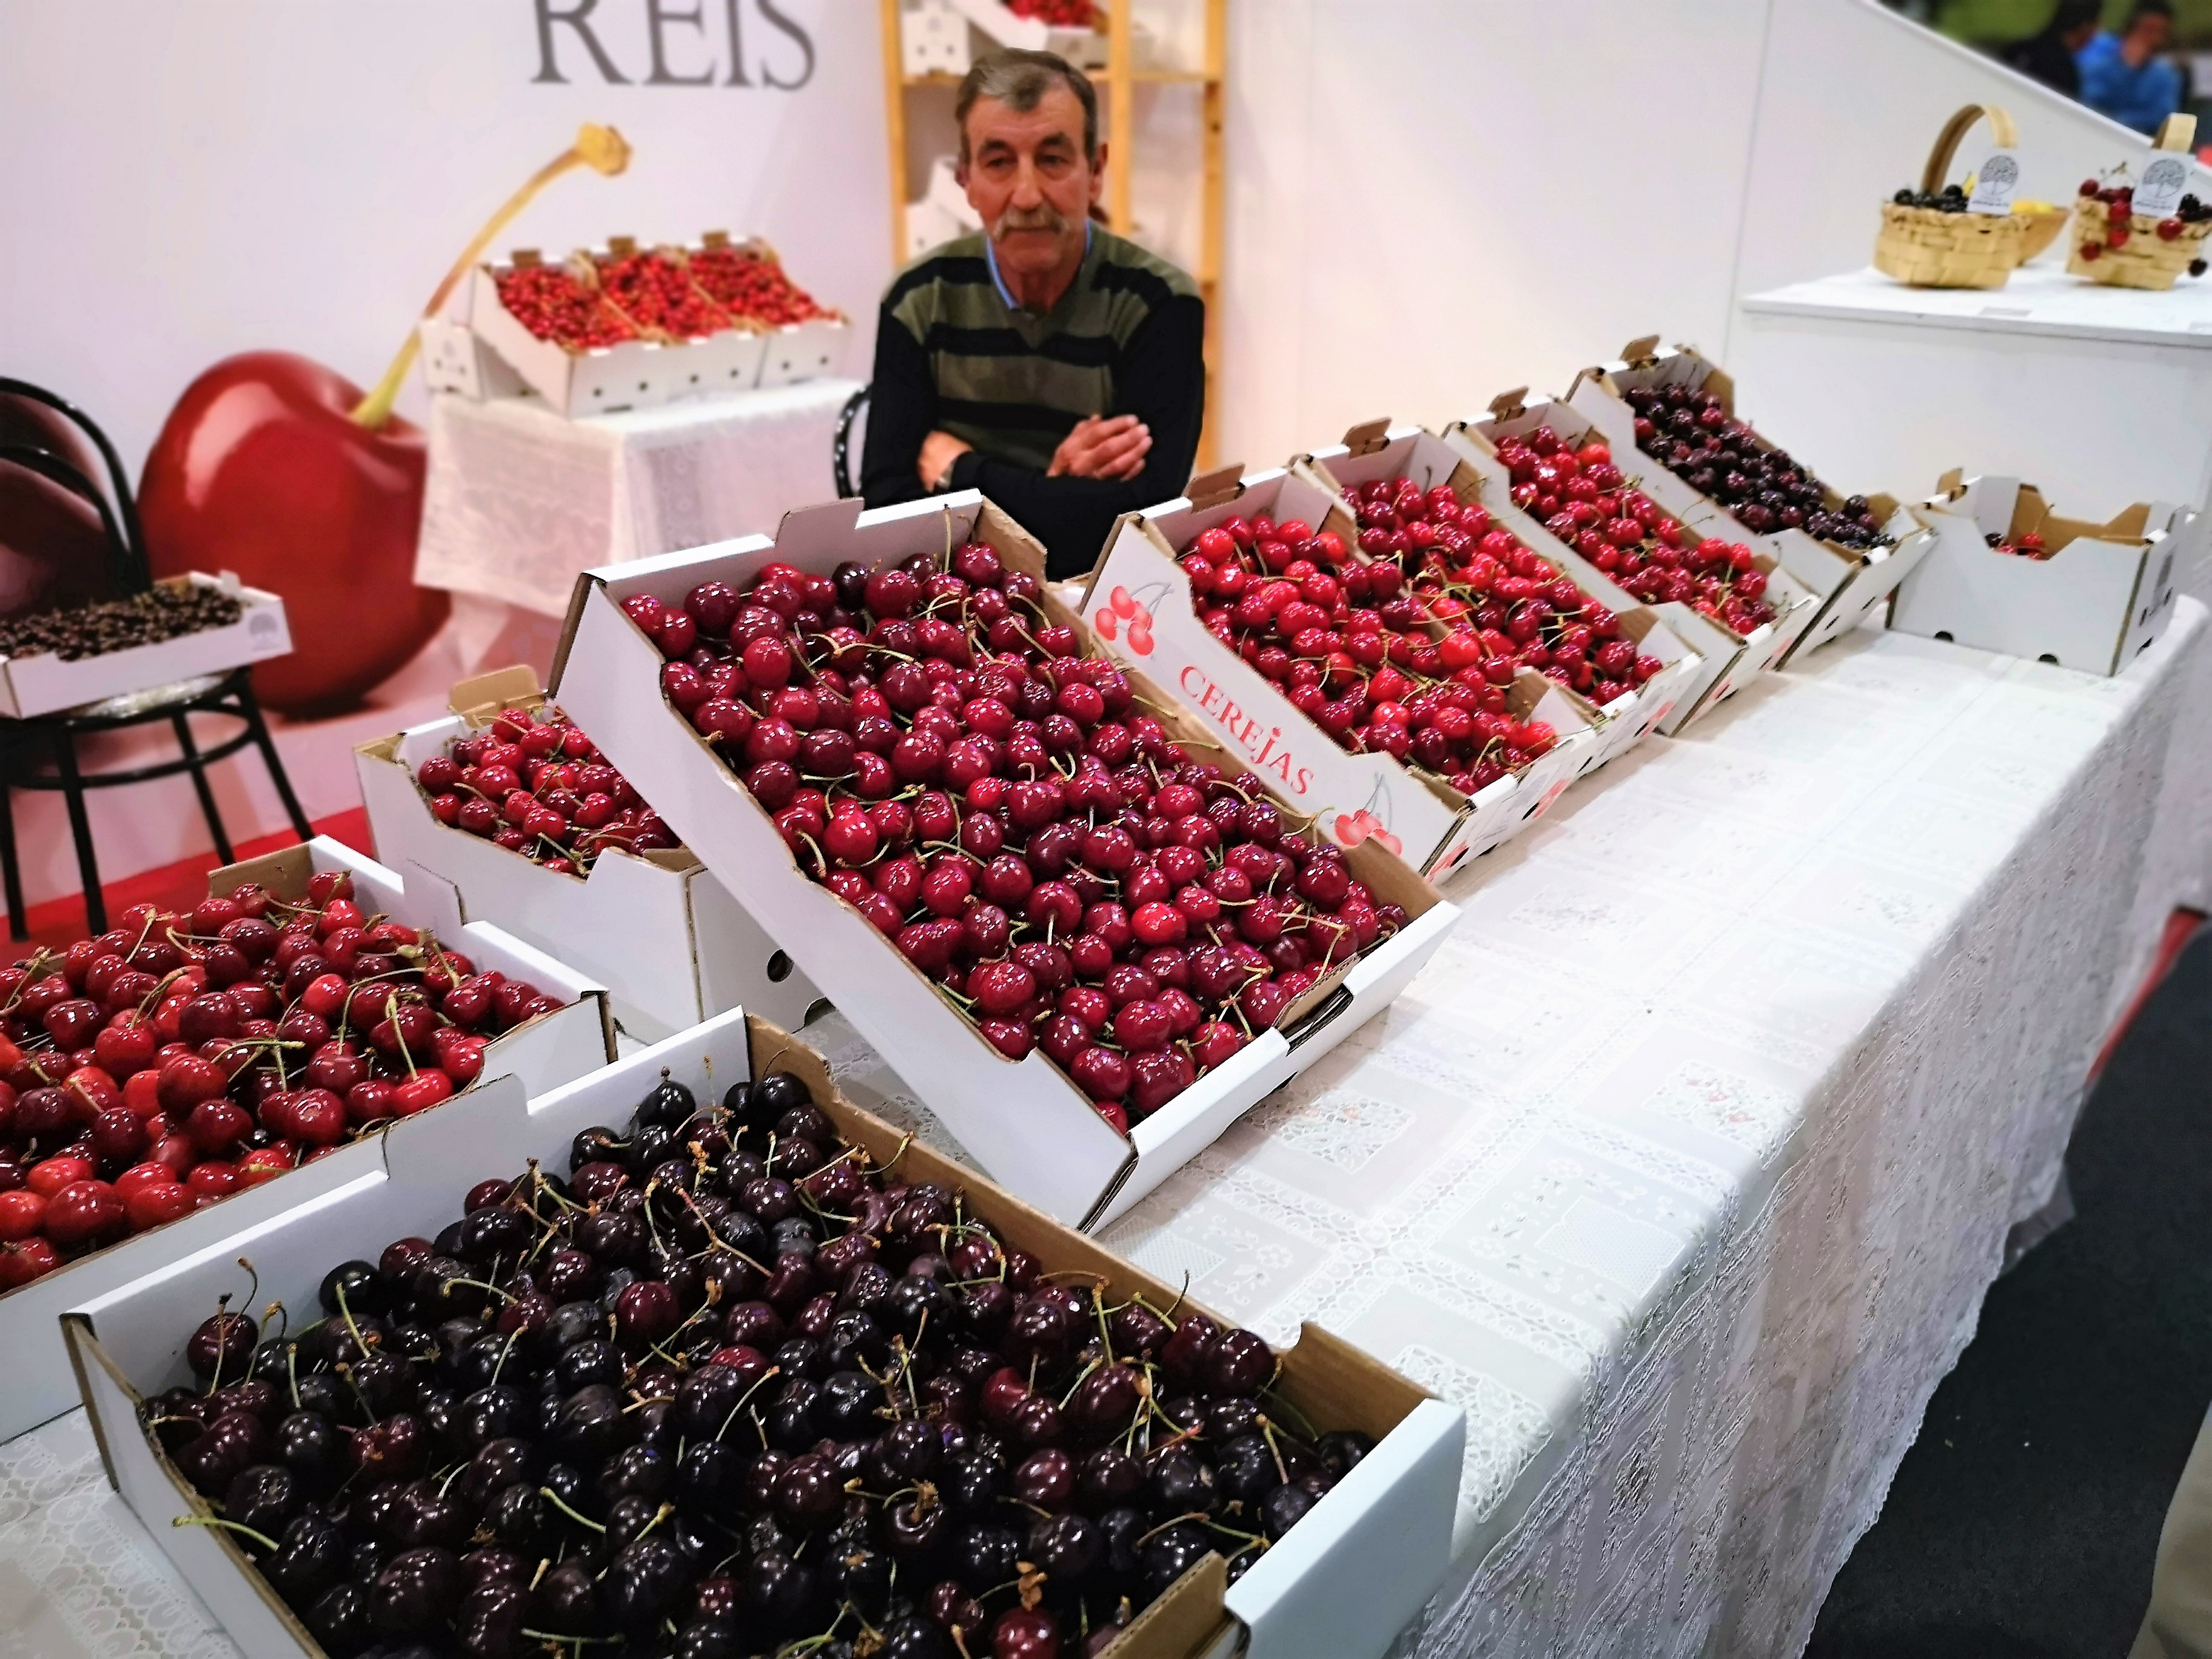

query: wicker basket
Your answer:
[1874,104,2028,289]
[2067,115,2211,290]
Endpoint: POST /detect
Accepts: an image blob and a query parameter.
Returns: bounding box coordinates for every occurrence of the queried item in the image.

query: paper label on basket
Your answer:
[2135,153,2191,218]
[1968,152,2020,215]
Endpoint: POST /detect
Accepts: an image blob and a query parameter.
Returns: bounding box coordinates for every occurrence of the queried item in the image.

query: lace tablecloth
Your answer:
[5,606,2210,1659]
[414,380,863,615]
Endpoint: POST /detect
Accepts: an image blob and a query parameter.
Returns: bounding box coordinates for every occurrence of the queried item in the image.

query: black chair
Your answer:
[832,383,871,499]
[0,378,313,939]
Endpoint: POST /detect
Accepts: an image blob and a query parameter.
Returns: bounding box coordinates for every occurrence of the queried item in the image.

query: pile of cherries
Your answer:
[2075,179,2212,273]
[594,250,732,342]
[1484,427,1780,637]
[1344,474,1671,715]
[1006,0,1097,23]
[1172,508,1560,794]
[0,874,563,1289]
[415,705,679,878]
[150,1066,1369,1658]
[633,543,1405,1130]
[688,247,833,329]
[495,264,638,352]
[1623,381,1892,549]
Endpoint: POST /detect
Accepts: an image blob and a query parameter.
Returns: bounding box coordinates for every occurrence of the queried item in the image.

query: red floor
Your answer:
[12,806,374,954]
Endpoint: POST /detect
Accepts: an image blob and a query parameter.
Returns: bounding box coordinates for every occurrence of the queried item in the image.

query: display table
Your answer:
[1735,266,2212,602]
[413,379,864,615]
[5,605,2211,1658]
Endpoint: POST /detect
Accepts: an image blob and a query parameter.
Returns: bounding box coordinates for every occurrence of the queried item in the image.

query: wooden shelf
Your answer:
[882,0,1227,469]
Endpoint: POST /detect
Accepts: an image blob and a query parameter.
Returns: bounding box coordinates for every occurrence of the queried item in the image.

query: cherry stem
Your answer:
[352,125,632,431]
[538,1485,607,1533]
[173,1515,280,1553]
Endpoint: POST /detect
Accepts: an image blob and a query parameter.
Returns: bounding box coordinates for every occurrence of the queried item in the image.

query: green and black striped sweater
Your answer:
[860,228,1205,578]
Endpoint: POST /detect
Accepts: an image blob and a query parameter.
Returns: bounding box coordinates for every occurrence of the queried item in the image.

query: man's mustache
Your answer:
[991,204,1070,240]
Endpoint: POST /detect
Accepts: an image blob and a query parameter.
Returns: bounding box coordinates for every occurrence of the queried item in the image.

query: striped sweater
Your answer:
[860,228,1205,578]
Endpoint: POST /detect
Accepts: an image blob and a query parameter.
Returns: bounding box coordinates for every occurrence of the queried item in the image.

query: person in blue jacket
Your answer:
[2078,0,2186,135]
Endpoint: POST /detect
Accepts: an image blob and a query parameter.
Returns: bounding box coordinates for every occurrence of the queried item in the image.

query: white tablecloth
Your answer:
[414,380,863,615]
[5,606,2210,1659]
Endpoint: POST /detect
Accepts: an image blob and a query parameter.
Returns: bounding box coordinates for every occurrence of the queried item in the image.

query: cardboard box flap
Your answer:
[1487,387,1529,423]
[449,664,546,722]
[1339,418,1392,458]
[769,494,871,558]
[1184,464,1247,511]
[1620,334,1662,367]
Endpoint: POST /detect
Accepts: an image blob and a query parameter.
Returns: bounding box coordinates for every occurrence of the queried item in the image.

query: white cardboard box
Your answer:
[1892,473,2188,674]
[550,492,1456,1230]
[0,836,609,1442]
[1090,457,1593,880]
[353,665,822,1043]
[0,574,291,720]
[1563,340,1929,665]
[1296,421,1696,783]
[65,1005,1464,1659]
[469,260,768,418]
[1436,398,1820,732]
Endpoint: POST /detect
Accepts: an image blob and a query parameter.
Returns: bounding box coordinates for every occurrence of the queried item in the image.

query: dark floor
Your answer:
[1807,925,2212,1659]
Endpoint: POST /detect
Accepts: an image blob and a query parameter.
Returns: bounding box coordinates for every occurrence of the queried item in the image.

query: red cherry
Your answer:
[26,1156,93,1198]
[43,1179,124,1246]
[392,1070,455,1116]
[0,1190,45,1241]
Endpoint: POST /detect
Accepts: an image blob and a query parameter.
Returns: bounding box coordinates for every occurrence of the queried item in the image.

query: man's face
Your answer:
[2128,13,2173,56]
[959,85,1101,279]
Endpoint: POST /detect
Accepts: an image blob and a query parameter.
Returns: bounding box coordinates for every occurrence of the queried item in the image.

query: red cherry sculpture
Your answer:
[137,352,446,715]
[134,123,632,717]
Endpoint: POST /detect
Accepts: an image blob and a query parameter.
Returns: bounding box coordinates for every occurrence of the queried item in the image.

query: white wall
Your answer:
[0,0,890,475]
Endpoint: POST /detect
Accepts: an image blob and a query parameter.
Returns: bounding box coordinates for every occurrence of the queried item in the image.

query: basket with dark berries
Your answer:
[2067,117,2212,290]
[552,495,1456,1228]
[0,838,609,1438]
[1090,452,1602,879]
[72,1010,1463,1659]
[1874,104,2028,289]
[357,667,819,1043]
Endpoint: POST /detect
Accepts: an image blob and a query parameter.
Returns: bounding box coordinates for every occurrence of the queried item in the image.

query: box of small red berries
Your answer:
[355,666,822,1044]
[471,247,763,418]
[69,1004,1465,1659]
[549,491,1458,1230]
[1433,396,1815,734]
[1564,338,1928,664]
[683,232,851,389]
[0,572,292,721]
[1089,453,1597,883]
[0,836,610,1440]
[1891,473,2188,675]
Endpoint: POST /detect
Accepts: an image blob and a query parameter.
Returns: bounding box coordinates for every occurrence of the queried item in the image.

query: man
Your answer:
[860,49,1205,578]
[2078,1,2185,135]
[2000,0,2100,98]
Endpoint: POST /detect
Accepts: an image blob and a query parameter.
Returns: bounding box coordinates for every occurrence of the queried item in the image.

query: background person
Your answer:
[2000,0,2102,97]
[2078,1,2185,135]
[859,49,1205,578]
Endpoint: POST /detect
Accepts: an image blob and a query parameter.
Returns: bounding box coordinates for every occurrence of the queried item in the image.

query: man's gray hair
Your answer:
[956,49,1099,164]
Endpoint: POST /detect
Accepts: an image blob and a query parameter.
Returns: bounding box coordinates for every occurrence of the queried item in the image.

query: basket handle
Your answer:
[1921,104,2019,196]
[2156,113,2199,153]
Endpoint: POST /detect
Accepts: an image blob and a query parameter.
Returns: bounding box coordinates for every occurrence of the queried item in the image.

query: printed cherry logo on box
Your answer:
[1092,585,1159,655]
[1328,780,1403,856]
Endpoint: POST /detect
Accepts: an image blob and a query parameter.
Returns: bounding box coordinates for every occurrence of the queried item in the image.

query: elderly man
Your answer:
[860,49,1205,578]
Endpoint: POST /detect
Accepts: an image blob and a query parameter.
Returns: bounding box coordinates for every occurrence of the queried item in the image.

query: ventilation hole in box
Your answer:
[638,381,649,392]
[689,374,700,384]
[804,996,835,1025]
[1934,631,1954,642]
[767,951,794,983]
[2039,653,2059,665]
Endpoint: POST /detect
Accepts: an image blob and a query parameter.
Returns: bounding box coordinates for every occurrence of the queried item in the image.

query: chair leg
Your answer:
[0,763,24,942]
[51,729,104,936]
[235,679,313,841]
[171,711,235,866]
